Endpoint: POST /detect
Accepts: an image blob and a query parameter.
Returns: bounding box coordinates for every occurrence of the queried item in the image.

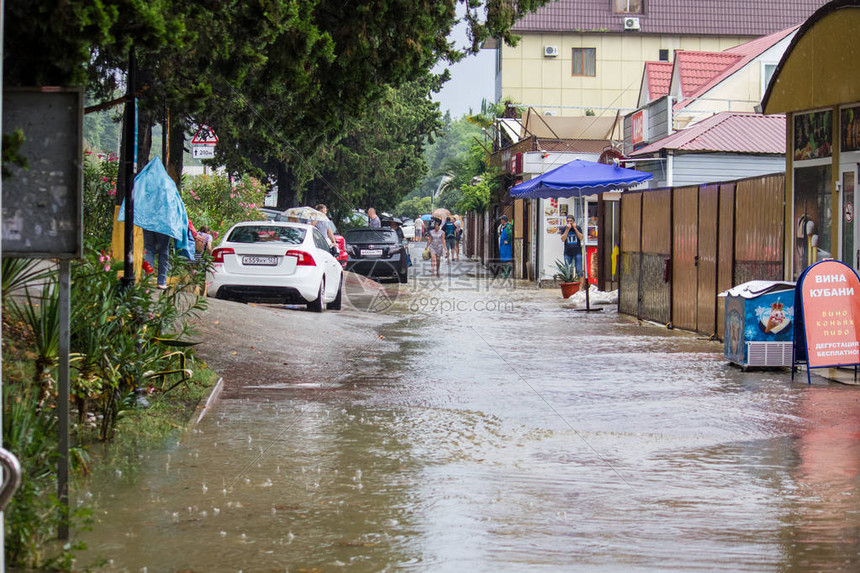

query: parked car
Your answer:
[344,227,408,283]
[401,220,415,239]
[335,235,347,268]
[256,207,284,221]
[207,221,343,311]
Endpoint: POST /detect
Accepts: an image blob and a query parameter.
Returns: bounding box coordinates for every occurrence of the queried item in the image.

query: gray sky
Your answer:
[431,10,497,119]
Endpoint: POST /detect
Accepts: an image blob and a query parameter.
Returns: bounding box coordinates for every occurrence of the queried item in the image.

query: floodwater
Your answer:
[76,247,860,572]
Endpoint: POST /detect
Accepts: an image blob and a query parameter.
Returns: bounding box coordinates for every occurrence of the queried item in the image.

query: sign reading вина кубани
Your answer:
[795,259,860,376]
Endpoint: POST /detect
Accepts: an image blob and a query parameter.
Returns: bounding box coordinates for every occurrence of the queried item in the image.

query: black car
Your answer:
[344,228,408,283]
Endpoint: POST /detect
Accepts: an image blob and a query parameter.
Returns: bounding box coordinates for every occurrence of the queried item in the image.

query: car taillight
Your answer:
[286,249,316,266]
[212,247,234,263]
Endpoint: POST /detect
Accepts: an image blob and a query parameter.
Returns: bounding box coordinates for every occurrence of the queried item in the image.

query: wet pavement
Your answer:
[76,244,860,571]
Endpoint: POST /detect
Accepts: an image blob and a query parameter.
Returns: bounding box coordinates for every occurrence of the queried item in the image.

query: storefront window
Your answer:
[794,164,832,279]
[841,106,860,152]
[794,110,832,161]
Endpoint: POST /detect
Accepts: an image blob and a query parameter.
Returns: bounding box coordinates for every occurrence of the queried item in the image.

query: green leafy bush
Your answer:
[181,173,268,238]
[82,150,119,251]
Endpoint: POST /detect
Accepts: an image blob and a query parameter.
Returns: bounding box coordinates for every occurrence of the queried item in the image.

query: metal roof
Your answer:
[513,0,829,36]
[644,62,673,101]
[629,112,786,155]
[674,51,743,97]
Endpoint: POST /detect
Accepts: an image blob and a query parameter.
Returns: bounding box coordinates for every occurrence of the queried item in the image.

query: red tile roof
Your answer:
[673,51,743,97]
[513,0,828,36]
[644,61,673,101]
[630,112,786,155]
[673,26,798,109]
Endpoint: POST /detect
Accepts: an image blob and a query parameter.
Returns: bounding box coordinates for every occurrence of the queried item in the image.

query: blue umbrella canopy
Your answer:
[510,159,652,199]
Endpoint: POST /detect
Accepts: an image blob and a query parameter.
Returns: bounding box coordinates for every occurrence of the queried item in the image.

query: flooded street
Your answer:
[77,246,860,572]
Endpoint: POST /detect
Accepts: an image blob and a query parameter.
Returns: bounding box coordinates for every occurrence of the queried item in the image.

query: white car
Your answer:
[401,220,415,239]
[207,221,343,311]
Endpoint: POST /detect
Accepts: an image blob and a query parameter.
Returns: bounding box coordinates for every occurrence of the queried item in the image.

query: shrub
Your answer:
[181,173,268,237]
[82,151,120,251]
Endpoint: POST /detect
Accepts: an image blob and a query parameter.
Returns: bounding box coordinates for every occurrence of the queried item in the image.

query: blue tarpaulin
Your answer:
[118,157,194,259]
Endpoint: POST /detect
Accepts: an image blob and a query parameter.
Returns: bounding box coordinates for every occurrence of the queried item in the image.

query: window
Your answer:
[572,48,596,77]
[659,49,669,62]
[762,63,777,93]
[614,0,643,13]
[227,225,305,244]
[313,229,330,251]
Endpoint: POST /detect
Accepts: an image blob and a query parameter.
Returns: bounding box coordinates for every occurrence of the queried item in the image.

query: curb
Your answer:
[192,376,224,426]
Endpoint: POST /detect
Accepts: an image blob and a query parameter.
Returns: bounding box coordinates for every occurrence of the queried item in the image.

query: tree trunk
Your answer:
[166,112,185,189]
[137,108,154,169]
[275,162,298,210]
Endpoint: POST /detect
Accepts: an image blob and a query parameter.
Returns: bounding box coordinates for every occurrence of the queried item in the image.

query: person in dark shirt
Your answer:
[560,215,584,277]
[443,217,457,263]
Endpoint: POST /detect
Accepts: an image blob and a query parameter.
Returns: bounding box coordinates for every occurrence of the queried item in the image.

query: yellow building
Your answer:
[492,0,829,120]
[761,0,860,280]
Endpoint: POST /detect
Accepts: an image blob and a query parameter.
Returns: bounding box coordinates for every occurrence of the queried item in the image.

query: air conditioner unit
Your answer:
[544,45,559,57]
[623,17,641,31]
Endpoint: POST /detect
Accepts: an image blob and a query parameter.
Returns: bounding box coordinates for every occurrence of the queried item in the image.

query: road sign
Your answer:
[192,125,218,144]
[193,145,215,159]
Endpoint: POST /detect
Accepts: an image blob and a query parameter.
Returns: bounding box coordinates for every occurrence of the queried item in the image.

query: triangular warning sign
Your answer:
[192,125,218,144]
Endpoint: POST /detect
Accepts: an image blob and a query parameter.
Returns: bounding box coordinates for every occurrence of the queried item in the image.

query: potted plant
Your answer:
[553,259,580,298]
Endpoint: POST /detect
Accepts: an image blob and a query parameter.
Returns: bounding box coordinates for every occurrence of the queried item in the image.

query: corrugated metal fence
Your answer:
[619,173,785,338]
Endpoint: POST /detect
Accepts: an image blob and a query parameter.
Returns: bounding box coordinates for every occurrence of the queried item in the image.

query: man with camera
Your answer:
[560,215,584,278]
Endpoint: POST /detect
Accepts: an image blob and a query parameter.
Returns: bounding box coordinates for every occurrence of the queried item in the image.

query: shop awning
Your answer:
[510,159,652,199]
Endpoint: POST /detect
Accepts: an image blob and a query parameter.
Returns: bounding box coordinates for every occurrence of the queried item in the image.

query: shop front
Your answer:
[761,0,860,280]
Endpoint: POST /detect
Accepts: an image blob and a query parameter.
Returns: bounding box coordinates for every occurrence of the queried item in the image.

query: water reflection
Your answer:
[76,258,860,571]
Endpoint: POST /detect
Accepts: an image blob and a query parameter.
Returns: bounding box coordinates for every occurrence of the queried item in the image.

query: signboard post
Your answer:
[793,259,860,384]
[191,124,218,160]
[2,87,84,540]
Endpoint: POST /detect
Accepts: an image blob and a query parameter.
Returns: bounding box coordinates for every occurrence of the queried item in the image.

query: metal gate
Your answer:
[672,186,699,331]
[697,185,720,336]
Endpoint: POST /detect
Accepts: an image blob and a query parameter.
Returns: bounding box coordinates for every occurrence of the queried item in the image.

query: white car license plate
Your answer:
[242,255,278,266]
[361,249,383,257]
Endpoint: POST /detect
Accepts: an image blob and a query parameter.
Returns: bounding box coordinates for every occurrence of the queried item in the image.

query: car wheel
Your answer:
[327,275,343,310]
[307,279,325,312]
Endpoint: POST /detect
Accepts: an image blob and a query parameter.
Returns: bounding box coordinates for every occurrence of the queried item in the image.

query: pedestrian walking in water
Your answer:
[498,215,512,277]
[443,216,457,264]
[426,220,446,277]
[414,216,424,242]
[453,214,463,261]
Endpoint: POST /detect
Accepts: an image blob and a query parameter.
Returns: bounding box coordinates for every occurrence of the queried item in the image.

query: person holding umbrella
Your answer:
[426,218,447,277]
[314,204,337,246]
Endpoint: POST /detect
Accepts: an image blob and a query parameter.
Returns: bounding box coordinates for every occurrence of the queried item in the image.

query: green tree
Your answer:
[294,76,443,219]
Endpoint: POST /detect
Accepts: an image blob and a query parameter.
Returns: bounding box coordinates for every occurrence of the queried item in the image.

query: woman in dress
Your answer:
[426,220,447,277]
